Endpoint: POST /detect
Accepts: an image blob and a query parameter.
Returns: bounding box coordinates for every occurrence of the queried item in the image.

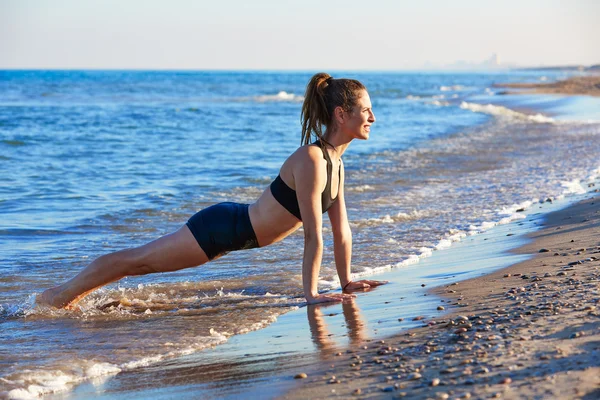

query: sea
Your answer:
[1,70,599,399]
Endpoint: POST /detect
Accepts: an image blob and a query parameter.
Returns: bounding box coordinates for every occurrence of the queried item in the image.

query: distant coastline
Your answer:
[494,75,600,97]
[514,64,600,73]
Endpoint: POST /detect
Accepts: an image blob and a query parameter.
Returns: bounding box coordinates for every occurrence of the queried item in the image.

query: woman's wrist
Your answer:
[305,290,319,300]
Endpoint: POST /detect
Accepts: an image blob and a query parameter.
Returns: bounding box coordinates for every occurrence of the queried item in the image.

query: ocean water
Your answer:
[1,70,599,398]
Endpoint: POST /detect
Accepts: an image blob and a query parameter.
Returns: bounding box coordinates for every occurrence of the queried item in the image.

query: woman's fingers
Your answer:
[308,281,390,304]
[308,293,356,304]
[343,279,389,292]
[359,279,388,287]
[344,281,368,291]
[324,293,355,302]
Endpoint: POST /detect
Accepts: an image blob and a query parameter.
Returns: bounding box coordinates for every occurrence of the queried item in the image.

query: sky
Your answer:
[1,0,599,70]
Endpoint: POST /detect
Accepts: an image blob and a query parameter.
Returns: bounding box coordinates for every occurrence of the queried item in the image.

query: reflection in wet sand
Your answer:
[307,299,369,358]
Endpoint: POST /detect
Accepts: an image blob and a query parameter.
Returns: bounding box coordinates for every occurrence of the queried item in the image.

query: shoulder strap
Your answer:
[314,139,332,164]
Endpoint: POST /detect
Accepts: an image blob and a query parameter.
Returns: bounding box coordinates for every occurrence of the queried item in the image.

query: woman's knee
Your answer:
[107,229,210,276]
[106,247,155,277]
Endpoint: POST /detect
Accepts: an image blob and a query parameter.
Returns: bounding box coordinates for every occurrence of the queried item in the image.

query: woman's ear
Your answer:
[333,106,345,125]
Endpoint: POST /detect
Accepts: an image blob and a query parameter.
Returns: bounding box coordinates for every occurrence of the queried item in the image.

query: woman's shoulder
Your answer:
[289,142,325,164]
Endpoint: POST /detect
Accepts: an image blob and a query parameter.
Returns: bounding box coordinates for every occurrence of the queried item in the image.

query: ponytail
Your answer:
[301,73,331,146]
[300,72,366,147]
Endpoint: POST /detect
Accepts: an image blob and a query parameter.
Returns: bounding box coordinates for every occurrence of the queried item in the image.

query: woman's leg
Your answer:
[38,225,209,309]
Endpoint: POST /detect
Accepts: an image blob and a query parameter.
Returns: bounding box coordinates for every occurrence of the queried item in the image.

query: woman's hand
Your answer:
[306,292,356,305]
[343,279,388,291]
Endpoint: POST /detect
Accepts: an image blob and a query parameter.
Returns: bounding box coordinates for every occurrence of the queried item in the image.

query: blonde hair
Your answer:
[300,73,366,146]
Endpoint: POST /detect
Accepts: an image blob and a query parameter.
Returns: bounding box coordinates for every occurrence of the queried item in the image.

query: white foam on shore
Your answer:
[559,167,600,196]
[6,362,121,400]
[329,195,566,287]
[459,101,556,123]
[351,210,429,228]
[3,330,232,399]
[328,162,600,288]
[3,287,301,399]
[561,179,587,195]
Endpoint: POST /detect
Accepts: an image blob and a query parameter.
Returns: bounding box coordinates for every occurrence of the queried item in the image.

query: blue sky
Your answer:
[1,0,598,69]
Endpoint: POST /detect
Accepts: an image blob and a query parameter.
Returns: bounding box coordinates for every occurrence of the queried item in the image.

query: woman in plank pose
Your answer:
[38,72,386,309]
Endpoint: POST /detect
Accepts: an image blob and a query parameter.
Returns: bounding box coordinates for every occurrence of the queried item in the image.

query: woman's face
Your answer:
[342,90,375,140]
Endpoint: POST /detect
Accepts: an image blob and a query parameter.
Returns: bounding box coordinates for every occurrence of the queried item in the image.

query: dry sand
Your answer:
[282,192,600,399]
[494,76,600,97]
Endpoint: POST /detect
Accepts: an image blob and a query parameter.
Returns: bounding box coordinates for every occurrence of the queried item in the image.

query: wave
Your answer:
[346,184,376,193]
[459,101,556,123]
[4,333,226,400]
[440,85,467,92]
[253,91,303,103]
[330,162,599,285]
[2,285,300,399]
[335,198,531,283]
[350,209,430,228]
[559,167,600,196]
[406,94,458,101]
[428,100,450,107]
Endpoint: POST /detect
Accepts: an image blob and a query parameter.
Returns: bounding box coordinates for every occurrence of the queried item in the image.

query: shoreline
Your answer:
[283,191,600,399]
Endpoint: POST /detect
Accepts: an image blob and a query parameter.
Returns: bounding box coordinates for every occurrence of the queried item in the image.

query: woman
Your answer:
[38,72,387,309]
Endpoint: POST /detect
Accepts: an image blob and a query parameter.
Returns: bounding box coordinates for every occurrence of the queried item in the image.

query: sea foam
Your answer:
[254,91,303,102]
[459,101,556,123]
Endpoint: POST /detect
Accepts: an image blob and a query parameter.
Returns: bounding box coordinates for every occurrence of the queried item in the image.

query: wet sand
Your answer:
[283,191,600,399]
[494,75,600,97]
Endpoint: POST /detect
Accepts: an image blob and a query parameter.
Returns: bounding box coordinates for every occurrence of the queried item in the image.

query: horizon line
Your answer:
[1,64,598,73]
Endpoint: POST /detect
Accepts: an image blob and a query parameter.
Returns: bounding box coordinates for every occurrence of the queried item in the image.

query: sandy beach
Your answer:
[494,75,600,97]
[283,190,600,399]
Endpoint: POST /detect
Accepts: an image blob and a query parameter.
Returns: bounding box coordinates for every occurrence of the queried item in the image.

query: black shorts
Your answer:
[186,202,259,260]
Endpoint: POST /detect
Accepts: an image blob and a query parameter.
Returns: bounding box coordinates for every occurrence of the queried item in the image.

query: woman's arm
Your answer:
[295,148,353,304]
[327,159,352,288]
[328,160,388,292]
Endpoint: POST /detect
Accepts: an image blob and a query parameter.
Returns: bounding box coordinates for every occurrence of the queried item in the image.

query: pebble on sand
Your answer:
[294,373,308,379]
[407,372,422,380]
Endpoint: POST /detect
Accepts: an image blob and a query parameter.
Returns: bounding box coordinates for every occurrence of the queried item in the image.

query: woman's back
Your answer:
[249,142,337,246]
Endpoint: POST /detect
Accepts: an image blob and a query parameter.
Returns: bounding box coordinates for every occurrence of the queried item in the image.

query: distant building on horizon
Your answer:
[428,53,512,71]
[485,53,500,68]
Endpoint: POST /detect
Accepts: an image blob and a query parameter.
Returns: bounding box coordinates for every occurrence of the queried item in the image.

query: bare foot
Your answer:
[35,287,63,308]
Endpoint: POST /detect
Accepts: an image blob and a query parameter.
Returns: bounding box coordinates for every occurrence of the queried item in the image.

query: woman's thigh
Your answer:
[135,225,210,273]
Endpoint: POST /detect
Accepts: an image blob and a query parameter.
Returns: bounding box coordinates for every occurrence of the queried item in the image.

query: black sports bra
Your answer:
[270,141,340,221]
